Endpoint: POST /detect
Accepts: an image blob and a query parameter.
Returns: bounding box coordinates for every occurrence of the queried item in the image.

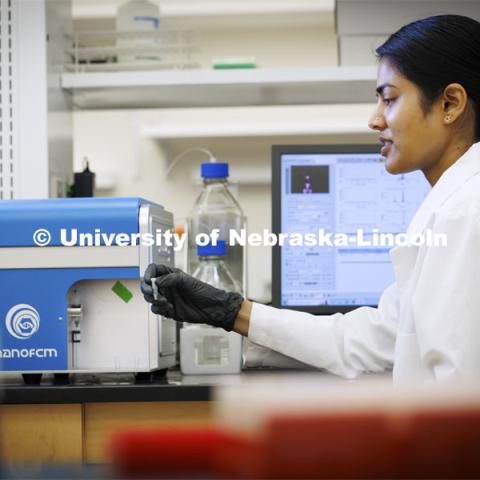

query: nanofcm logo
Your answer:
[5,304,40,340]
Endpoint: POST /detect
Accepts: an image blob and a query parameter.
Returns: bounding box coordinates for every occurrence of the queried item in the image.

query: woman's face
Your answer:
[369,59,447,181]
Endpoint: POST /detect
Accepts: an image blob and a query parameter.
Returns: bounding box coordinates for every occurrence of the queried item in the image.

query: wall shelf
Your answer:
[139,105,376,139]
[72,0,334,30]
[62,66,377,109]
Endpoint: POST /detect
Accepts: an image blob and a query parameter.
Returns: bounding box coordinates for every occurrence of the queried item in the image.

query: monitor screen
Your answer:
[272,145,431,314]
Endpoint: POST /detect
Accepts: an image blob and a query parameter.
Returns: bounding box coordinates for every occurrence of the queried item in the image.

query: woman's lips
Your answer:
[381,141,392,157]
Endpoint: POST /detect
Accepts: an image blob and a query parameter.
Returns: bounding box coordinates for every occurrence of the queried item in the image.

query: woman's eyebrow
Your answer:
[376,83,398,95]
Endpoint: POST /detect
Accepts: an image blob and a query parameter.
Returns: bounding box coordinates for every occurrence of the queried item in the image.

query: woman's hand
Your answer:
[141,263,244,332]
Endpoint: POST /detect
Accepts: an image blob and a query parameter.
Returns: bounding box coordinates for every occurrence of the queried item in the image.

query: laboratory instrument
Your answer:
[0,197,177,381]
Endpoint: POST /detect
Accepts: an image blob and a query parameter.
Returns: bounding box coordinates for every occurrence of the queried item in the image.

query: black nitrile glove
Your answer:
[141,263,244,331]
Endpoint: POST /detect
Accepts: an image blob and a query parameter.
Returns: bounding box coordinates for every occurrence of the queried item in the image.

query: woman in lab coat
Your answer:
[142,14,480,383]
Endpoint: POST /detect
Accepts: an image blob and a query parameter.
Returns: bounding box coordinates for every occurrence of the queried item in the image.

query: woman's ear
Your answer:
[441,83,468,124]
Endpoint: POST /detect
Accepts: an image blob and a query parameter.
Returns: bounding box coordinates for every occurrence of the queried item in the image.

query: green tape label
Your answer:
[111,281,133,303]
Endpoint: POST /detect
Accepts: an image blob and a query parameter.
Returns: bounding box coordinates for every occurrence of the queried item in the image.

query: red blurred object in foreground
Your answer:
[110,427,259,478]
[110,408,480,479]
[262,408,480,479]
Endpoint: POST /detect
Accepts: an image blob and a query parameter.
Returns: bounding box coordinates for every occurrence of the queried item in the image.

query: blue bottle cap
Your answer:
[201,162,229,178]
[197,240,227,257]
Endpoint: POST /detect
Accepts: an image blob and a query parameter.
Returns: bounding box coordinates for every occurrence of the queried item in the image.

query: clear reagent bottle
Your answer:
[180,240,243,374]
[187,162,246,293]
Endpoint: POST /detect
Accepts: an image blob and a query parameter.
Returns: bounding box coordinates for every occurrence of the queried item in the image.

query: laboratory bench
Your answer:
[1,370,212,404]
[0,369,251,465]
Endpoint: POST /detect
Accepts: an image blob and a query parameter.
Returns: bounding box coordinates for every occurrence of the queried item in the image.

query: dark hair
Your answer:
[376,15,480,141]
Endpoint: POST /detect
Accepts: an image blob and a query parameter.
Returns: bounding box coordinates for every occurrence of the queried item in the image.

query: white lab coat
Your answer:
[246,142,480,383]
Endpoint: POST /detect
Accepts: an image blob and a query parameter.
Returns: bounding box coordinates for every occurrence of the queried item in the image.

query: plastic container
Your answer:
[186,162,246,293]
[72,159,95,197]
[180,241,243,375]
[116,0,161,64]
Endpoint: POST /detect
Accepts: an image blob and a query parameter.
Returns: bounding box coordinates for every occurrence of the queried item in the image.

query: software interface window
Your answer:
[281,153,431,307]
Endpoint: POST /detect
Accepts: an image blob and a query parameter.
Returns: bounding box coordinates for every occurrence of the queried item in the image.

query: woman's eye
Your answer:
[383,97,394,106]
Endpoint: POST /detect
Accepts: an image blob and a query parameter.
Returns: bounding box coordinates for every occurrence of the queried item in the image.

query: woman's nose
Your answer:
[368,111,385,131]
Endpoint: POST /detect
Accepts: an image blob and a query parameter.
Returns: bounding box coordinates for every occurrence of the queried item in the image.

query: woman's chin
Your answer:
[384,160,397,174]
[384,155,405,175]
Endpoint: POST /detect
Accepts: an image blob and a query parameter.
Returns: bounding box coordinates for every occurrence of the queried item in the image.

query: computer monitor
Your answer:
[272,145,431,314]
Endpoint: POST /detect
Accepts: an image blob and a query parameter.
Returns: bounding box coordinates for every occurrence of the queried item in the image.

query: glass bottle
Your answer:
[187,162,246,294]
[180,241,243,374]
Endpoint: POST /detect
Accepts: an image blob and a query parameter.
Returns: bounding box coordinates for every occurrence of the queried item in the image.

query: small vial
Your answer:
[151,277,159,301]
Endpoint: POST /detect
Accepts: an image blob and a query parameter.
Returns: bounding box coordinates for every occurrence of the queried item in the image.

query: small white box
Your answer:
[180,325,242,375]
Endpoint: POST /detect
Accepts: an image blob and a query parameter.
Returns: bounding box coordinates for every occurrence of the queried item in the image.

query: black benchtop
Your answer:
[0,369,350,405]
[0,369,251,404]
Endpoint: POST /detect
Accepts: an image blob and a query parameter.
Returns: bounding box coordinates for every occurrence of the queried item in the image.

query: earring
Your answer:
[445,114,453,122]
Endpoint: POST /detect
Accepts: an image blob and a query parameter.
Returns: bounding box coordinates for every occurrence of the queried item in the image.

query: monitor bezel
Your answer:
[271,144,382,314]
